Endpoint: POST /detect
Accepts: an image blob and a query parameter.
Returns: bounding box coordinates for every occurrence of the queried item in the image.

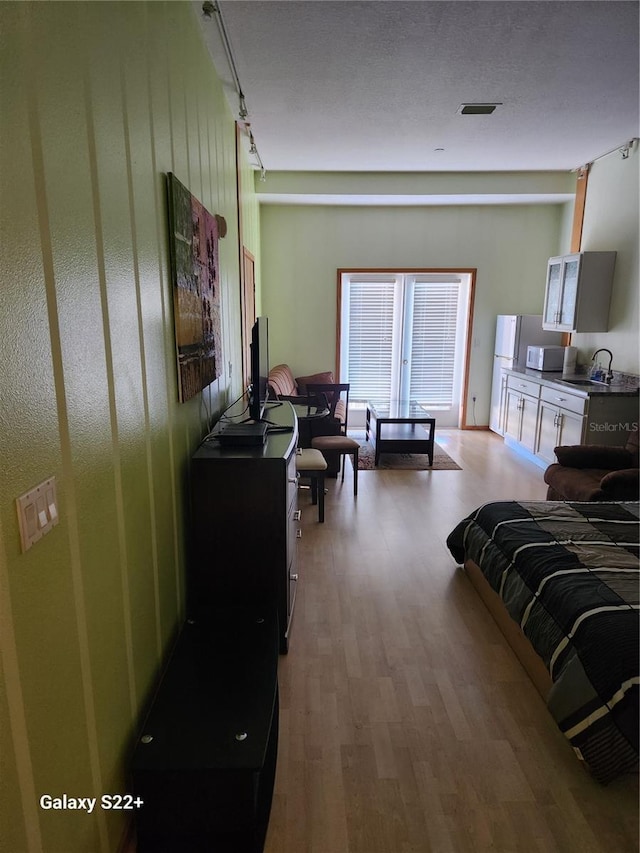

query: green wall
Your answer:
[0,3,256,851]
[261,203,565,424]
[260,155,639,420]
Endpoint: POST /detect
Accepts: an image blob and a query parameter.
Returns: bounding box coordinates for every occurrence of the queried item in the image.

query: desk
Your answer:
[366,401,436,466]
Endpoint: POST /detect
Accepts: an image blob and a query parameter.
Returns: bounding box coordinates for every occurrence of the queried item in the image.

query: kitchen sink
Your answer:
[564,379,603,386]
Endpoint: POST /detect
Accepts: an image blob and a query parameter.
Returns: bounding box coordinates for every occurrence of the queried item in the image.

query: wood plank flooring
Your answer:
[265,429,639,853]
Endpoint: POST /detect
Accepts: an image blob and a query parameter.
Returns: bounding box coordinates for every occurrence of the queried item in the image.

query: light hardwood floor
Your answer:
[265,429,639,853]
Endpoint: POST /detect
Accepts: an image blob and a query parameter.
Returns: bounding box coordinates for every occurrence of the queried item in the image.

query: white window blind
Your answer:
[340,273,465,412]
[343,279,398,401]
[405,281,460,406]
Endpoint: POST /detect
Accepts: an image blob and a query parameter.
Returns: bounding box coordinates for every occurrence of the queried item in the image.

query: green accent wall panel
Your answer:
[0,2,253,851]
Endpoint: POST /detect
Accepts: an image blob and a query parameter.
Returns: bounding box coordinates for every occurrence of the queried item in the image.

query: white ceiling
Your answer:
[197,0,639,178]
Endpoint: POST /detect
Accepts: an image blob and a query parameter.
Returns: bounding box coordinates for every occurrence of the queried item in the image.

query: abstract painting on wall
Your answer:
[166,172,223,402]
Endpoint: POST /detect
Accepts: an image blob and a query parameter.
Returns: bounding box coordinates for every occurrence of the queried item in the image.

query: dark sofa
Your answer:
[544,429,639,501]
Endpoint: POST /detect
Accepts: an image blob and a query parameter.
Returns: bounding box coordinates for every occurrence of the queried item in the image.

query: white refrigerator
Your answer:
[490,315,562,434]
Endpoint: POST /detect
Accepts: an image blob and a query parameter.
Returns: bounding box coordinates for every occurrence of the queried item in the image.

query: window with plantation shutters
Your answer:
[339,271,472,428]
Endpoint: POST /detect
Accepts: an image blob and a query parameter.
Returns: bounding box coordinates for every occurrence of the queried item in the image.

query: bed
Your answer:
[446,500,639,784]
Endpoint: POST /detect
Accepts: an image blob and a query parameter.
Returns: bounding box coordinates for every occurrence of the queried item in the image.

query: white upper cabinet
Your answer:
[542,252,616,332]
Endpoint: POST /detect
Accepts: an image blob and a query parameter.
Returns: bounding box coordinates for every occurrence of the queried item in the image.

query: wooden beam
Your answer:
[570,166,589,253]
[564,166,590,345]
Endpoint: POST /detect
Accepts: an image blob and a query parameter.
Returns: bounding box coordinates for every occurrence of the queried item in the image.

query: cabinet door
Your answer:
[557,409,584,447]
[520,394,539,452]
[543,259,563,327]
[498,370,509,434]
[490,363,509,434]
[536,400,561,464]
[504,389,523,441]
[559,256,580,329]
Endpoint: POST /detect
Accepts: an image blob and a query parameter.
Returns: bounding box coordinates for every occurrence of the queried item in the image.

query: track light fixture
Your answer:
[202,1,266,175]
[241,123,265,175]
[574,137,638,171]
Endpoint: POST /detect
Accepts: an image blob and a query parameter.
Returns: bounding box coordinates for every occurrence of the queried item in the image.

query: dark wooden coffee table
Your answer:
[366,401,436,466]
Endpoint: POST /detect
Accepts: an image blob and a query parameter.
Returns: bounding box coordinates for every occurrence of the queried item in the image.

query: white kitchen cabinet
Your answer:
[504,376,541,452]
[502,369,638,469]
[542,252,616,332]
[535,388,586,465]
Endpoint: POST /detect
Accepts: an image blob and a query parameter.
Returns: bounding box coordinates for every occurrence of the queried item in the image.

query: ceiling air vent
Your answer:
[458,103,501,115]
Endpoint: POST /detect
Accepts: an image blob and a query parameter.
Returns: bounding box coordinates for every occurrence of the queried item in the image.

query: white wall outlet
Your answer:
[16,476,59,553]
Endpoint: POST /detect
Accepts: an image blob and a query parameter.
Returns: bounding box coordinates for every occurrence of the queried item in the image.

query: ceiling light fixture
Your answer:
[202,1,266,176]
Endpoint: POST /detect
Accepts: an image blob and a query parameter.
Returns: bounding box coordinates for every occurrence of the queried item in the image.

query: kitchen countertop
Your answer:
[505,364,640,397]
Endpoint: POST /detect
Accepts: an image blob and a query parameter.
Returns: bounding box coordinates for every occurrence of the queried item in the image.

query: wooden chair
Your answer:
[310,434,359,496]
[305,383,350,435]
[308,389,359,499]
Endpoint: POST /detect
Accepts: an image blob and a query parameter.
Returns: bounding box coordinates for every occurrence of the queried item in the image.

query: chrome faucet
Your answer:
[591,348,614,383]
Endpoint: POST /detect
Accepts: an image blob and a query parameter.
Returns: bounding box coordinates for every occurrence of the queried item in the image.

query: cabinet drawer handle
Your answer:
[293,510,302,521]
[556,396,566,402]
[296,530,302,539]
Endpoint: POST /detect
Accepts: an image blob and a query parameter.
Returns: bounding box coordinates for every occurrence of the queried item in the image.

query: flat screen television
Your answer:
[248,316,269,422]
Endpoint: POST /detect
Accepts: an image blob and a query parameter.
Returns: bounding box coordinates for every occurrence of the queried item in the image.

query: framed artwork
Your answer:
[166,172,223,402]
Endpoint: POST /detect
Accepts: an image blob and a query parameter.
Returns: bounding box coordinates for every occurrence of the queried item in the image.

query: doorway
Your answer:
[337,270,475,427]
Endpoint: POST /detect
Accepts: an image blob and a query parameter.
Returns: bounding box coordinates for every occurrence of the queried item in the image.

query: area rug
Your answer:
[355,441,461,471]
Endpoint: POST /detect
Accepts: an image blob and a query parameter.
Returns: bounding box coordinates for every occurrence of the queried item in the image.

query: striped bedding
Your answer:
[446,500,639,783]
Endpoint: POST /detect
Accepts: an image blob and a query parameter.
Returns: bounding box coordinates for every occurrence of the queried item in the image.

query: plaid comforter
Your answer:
[447,500,639,783]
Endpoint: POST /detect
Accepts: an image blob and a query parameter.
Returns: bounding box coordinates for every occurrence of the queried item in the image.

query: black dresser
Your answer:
[189,401,300,653]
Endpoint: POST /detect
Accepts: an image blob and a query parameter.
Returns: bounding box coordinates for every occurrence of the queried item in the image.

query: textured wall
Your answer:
[0,3,252,851]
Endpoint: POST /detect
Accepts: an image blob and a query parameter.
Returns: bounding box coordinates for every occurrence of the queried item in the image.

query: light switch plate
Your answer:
[16,476,59,552]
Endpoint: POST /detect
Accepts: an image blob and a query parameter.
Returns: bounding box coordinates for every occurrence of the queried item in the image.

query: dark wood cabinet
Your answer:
[132,611,279,852]
[189,402,299,653]
[131,406,296,851]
